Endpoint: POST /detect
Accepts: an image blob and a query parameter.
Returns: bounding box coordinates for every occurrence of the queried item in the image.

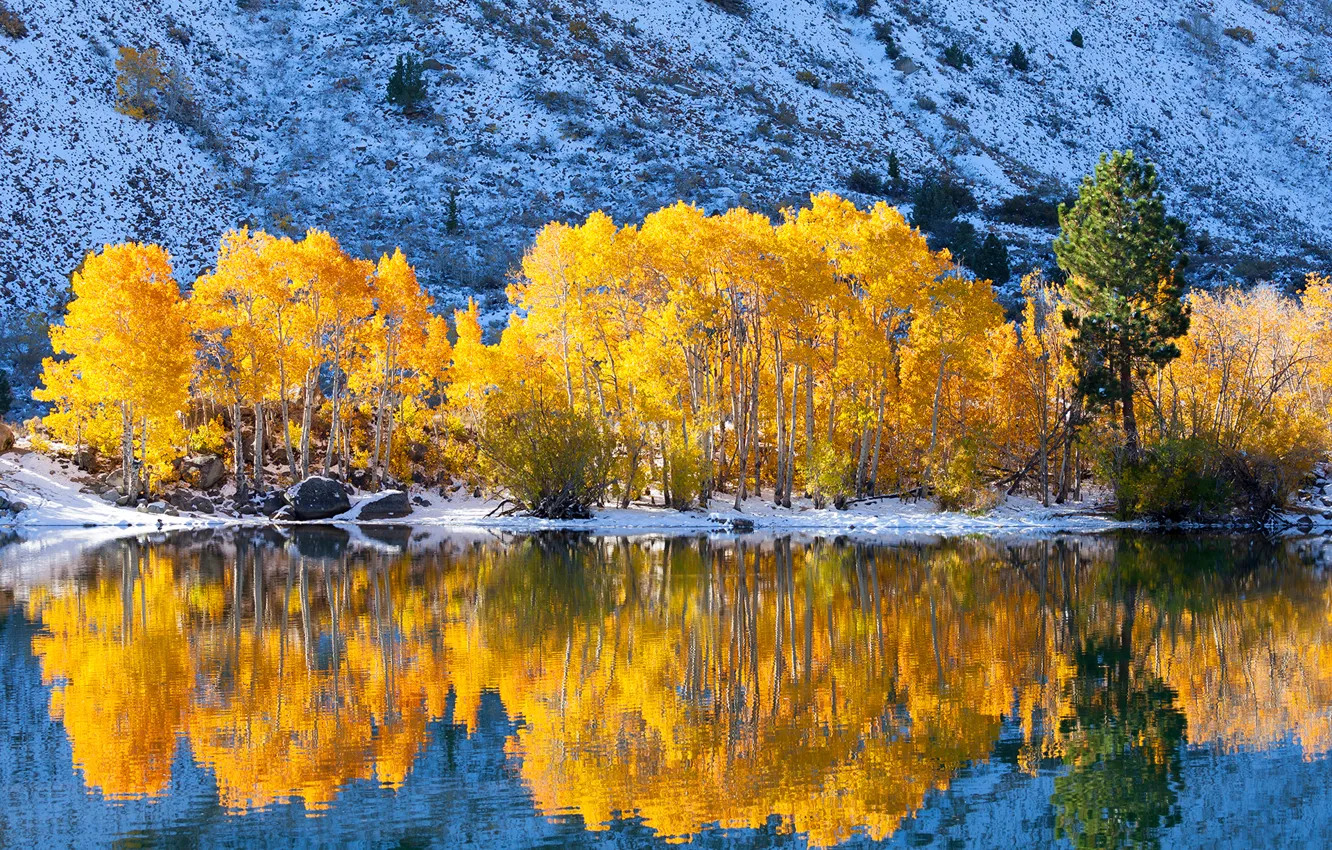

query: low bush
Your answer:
[703,0,748,16]
[663,437,706,510]
[188,418,227,455]
[1070,29,1084,48]
[1224,26,1256,44]
[1111,430,1319,522]
[936,440,1000,513]
[795,69,820,88]
[567,18,597,43]
[532,88,588,114]
[993,192,1067,228]
[1110,439,1231,520]
[479,397,614,519]
[846,167,885,195]
[872,21,899,59]
[802,442,854,509]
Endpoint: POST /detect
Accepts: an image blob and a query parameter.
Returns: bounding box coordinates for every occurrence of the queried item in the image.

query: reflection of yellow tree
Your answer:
[187,559,459,811]
[485,540,1055,845]
[26,534,1332,846]
[1144,588,1332,757]
[29,547,194,799]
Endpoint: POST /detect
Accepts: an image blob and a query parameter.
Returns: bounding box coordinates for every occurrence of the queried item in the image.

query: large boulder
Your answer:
[164,489,195,510]
[0,422,14,454]
[184,455,226,490]
[357,490,413,520]
[285,476,351,520]
[258,490,287,517]
[73,446,97,471]
[164,489,215,514]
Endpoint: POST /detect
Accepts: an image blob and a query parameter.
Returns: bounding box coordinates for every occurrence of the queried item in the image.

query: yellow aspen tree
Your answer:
[448,299,492,430]
[513,221,583,409]
[905,272,1003,489]
[44,243,191,499]
[191,228,281,496]
[638,202,724,499]
[288,229,373,478]
[32,357,119,463]
[252,235,307,480]
[365,248,433,488]
[114,47,166,121]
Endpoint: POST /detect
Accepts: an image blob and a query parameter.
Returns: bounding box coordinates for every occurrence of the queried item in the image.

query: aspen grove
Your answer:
[31,190,1332,519]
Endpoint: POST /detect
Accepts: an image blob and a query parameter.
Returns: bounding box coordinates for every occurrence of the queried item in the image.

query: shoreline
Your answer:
[4,449,1327,544]
[0,446,1133,537]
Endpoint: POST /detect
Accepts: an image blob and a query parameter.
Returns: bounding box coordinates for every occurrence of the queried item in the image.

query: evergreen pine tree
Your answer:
[941,43,974,70]
[387,54,428,113]
[1008,43,1029,71]
[1070,29,1084,48]
[887,151,903,193]
[966,233,1011,284]
[1054,150,1189,459]
[0,369,11,417]
[446,187,461,234]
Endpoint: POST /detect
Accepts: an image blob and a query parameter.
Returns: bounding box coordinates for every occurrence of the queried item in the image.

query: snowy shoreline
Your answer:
[4,447,1327,547]
[0,447,1133,538]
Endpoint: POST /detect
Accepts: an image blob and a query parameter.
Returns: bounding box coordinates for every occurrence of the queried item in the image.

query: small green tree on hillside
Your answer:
[1008,43,1029,71]
[1054,150,1189,460]
[967,233,1011,284]
[387,54,428,113]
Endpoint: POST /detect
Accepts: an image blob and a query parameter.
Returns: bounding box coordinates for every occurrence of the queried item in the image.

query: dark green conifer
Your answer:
[966,233,1011,284]
[1008,43,1029,71]
[387,54,428,113]
[1054,150,1189,459]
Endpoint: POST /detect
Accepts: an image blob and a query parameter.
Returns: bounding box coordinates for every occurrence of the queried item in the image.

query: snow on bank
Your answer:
[392,489,1129,535]
[1,447,1128,541]
[0,451,227,531]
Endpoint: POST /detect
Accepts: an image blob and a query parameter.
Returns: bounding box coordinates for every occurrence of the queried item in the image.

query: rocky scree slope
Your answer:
[1,0,1329,327]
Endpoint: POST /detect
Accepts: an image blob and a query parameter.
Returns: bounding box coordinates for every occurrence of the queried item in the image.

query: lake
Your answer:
[0,527,1330,848]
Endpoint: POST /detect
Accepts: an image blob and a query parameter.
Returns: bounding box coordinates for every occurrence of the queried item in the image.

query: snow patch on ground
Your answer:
[1,444,1128,544]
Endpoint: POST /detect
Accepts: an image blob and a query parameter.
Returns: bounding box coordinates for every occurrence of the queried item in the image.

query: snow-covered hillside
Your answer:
[2,0,1330,320]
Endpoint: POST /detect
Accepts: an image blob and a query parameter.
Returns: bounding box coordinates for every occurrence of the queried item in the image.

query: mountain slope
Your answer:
[2,0,1329,321]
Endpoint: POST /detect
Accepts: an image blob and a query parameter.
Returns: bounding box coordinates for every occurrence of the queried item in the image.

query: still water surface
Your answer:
[1,528,1331,848]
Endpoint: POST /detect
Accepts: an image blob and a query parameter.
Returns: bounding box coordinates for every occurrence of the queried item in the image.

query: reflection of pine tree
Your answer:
[1051,591,1187,850]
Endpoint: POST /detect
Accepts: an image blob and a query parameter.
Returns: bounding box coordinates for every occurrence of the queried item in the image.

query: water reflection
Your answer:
[6,529,1332,847]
